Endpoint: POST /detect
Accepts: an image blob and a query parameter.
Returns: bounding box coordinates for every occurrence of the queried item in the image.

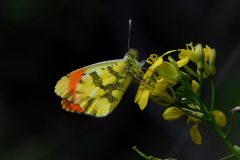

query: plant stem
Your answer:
[132,146,162,160]
[210,77,215,112]
[132,146,151,160]
[219,154,235,160]
[225,111,235,139]
[208,77,240,158]
[198,75,203,98]
[210,119,240,159]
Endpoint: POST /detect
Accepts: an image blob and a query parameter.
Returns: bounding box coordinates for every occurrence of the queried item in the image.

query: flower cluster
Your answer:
[135,43,226,144]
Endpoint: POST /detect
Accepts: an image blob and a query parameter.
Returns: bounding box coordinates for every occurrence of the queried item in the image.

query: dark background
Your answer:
[1,0,240,160]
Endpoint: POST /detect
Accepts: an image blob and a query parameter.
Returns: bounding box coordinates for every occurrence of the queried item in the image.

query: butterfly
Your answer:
[54,49,142,117]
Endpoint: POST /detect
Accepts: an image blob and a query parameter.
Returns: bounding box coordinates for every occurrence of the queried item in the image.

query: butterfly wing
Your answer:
[55,59,133,117]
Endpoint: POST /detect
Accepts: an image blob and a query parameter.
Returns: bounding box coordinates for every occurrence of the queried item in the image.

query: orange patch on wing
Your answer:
[61,99,84,113]
[69,69,84,99]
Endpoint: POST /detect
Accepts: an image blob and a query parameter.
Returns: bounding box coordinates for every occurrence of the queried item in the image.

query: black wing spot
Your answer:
[107,66,124,79]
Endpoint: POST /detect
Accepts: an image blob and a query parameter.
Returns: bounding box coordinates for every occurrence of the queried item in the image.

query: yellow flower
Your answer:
[155,61,180,85]
[134,56,157,109]
[145,53,180,84]
[176,43,202,67]
[134,55,159,110]
[176,43,216,77]
[203,45,216,76]
[135,53,180,109]
[150,78,175,106]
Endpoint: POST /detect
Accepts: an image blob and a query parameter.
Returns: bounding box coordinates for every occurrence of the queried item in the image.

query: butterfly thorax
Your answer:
[125,48,141,76]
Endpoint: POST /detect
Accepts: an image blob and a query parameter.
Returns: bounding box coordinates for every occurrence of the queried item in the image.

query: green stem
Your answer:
[132,146,162,160]
[198,74,203,98]
[225,111,234,139]
[208,77,239,158]
[219,154,235,160]
[132,146,151,160]
[210,77,215,112]
[210,119,240,159]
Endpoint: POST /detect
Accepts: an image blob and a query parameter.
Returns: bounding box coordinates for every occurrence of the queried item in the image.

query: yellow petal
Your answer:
[202,45,216,77]
[143,57,163,83]
[155,61,179,84]
[190,124,202,144]
[177,57,189,67]
[203,45,211,61]
[212,110,227,127]
[134,86,143,103]
[137,89,150,110]
[153,78,168,93]
[149,57,163,71]
[191,80,199,93]
[178,49,194,59]
[203,63,210,78]
[151,81,176,106]
[194,44,205,71]
[162,107,185,121]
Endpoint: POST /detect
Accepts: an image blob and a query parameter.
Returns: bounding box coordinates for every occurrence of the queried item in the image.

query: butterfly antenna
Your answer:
[128,19,132,51]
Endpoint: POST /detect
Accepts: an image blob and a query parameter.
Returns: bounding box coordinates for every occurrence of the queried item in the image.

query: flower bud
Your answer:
[209,48,216,75]
[194,44,204,75]
[190,124,202,144]
[162,107,185,121]
[212,110,227,127]
[192,80,199,93]
[203,45,216,76]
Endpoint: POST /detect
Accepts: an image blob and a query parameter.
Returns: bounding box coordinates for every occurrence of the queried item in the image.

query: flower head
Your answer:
[134,52,180,110]
[134,43,229,148]
[176,43,216,78]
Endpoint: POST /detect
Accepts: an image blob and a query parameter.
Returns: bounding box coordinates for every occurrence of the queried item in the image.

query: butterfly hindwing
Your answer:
[55,49,141,117]
[55,59,133,117]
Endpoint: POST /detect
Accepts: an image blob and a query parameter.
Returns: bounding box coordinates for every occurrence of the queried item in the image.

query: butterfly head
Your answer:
[127,48,138,59]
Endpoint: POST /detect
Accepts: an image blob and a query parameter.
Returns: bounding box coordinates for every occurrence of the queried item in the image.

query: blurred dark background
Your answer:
[1,0,240,160]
